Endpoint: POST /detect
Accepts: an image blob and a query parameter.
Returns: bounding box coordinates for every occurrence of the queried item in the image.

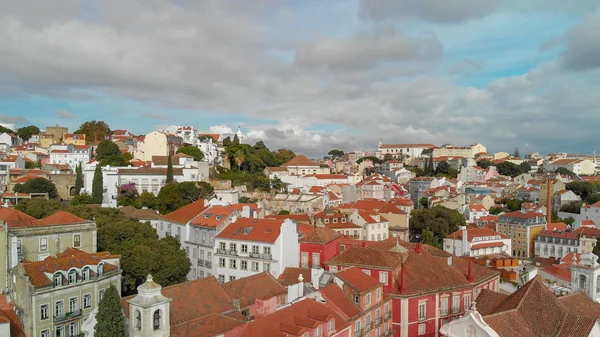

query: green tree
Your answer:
[496,161,527,178]
[155,182,213,213]
[560,201,583,214]
[478,159,493,169]
[518,162,531,174]
[15,198,62,219]
[421,227,440,248]
[71,193,93,206]
[410,167,426,177]
[222,136,232,147]
[566,181,595,201]
[92,165,103,204]
[233,134,240,145]
[117,183,139,207]
[94,284,125,337]
[278,210,290,215]
[96,140,128,166]
[270,176,286,192]
[427,154,434,174]
[593,238,600,261]
[435,161,451,175]
[513,147,521,159]
[419,197,429,209]
[74,163,83,195]
[555,167,576,177]
[136,192,157,209]
[489,206,505,215]
[274,149,296,166]
[356,156,383,165]
[166,155,174,183]
[25,161,36,169]
[13,177,59,199]
[75,120,111,143]
[503,198,525,211]
[176,145,205,161]
[16,125,40,141]
[239,196,258,203]
[328,149,344,158]
[410,206,466,245]
[0,125,14,134]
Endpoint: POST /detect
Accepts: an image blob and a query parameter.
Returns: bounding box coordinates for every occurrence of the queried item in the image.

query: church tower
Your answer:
[570,251,600,302]
[126,275,173,337]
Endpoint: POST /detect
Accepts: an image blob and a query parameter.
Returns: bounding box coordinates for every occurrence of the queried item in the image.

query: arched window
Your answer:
[596,275,600,294]
[97,263,104,277]
[580,275,587,291]
[135,310,142,329]
[153,310,161,330]
[82,267,90,281]
[53,273,62,287]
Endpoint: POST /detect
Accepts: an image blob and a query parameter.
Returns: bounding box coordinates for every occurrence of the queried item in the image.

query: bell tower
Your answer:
[126,275,172,337]
[570,252,600,302]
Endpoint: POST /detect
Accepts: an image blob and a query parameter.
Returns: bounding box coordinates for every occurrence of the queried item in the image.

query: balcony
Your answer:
[375,317,382,326]
[365,323,372,332]
[418,315,427,322]
[249,253,272,260]
[384,312,391,321]
[197,259,204,267]
[354,328,365,337]
[216,249,238,256]
[441,310,449,317]
[204,261,212,269]
[54,309,82,323]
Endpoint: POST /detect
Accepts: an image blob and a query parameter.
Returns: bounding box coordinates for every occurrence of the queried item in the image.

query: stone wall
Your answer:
[49,174,77,200]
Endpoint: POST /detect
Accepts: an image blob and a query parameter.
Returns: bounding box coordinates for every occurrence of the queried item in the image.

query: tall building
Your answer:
[496,210,547,259]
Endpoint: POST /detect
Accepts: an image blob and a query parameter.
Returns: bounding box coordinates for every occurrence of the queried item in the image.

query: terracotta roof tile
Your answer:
[336,267,380,292]
[217,218,286,243]
[160,199,208,224]
[547,222,568,232]
[222,272,286,308]
[278,267,312,286]
[447,227,508,242]
[43,211,89,225]
[319,283,361,320]
[189,206,236,228]
[0,208,47,228]
[299,226,342,244]
[119,206,160,220]
[171,313,245,337]
[283,155,318,167]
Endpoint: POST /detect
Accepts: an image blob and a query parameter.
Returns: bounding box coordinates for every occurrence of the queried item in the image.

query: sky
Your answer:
[1,0,600,156]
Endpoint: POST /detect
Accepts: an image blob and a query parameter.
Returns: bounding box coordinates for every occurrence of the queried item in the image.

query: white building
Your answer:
[214,218,298,283]
[444,226,512,257]
[134,131,169,162]
[375,143,436,159]
[546,158,596,176]
[464,204,489,223]
[0,133,17,147]
[348,211,389,241]
[197,134,223,165]
[0,154,25,187]
[174,126,197,145]
[534,229,580,259]
[49,144,91,170]
[570,251,600,302]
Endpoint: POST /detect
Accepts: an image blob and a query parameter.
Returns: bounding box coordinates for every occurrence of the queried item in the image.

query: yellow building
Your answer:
[496,210,547,259]
[39,134,55,148]
[432,143,486,158]
[63,133,86,146]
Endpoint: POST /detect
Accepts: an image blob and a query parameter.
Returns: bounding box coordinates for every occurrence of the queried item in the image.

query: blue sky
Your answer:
[0,0,599,155]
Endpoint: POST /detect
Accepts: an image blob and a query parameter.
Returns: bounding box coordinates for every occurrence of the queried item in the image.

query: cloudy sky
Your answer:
[1,0,599,156]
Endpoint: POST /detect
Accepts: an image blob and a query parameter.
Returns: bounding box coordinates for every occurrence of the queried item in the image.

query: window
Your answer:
[263,263,270,272]
[219,258,226,267]
[54,273,62,287]
[418,323,426,335]
[220,242,226,250]
[230,259,237,269]
[55,301,64,316]
[69,322,78,336]
[69,297,78,313]
[376,288,381,300]
[312,253,320,267]
[17,239,21,254]
[366,293,371,306]
[330,266,338,272]
[68,270,77,284]
[73,234,81,248]
[40,304,49,320]
[230,243,237,252]
[418,302,426,320]
[55,326,65,337]
[316,326,322,337]
[41,330,50,337]
[241,260,248,270]
[264,246,271,255]
[97,263,104,277]
[252,245,259,254]
[252,262,259,271]
[441,297,449,316]
[329,319,334,332]
[229,276,237,282]
[83,294,91,308]
[379,271,388,285]
[241,244,248,253]
[135,310,142,329]
[218,275,225,283]
[153,310,161,330]
[453,295,460,313]
[363,269,371,276]
[301,252,308,266]
[99,289,105,302]
[465,293,472,310]
[192,248,197,259]
[354,295,359,304]
[82,267,90,281]
[40,237,48,251]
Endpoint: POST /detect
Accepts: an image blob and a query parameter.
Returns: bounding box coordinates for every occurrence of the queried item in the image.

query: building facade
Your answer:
[444,227,512,257]
[496,211,547,259]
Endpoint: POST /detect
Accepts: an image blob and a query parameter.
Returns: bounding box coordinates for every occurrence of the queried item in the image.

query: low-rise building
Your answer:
[299,226,342,269]
[348,211,389,241]
[534,229,580,259]
[444,226,512,257]
[464,204,489,223]
[214,218,299,283]
[62,133,86,146]
[546,158,596,176]
[282,155,330,175]
[10,248,121,337]
[49,144,91,170]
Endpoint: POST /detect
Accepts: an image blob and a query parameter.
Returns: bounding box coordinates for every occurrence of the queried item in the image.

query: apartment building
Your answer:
[62,134,86,146]
[10,248,121,337]
[48,144,91,170]
[214,218,299,283]
[0,209,97,290]
[496,210,547,259]
[432,143,486,159]
[348,211,389,241]
[375,143,436,159]
[444,227,512,257]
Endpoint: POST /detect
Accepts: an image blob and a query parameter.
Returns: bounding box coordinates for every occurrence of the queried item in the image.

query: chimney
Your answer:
[399,265,407,295]
[242,205,250,218]
[546,177,552,226]
[467,261,475,282]
[460,226,468,255]
[415,242,423,254]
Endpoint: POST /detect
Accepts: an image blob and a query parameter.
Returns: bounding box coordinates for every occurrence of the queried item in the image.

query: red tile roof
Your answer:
[0,208,48,227]
[238,298,349,336]
[299,226,342,244]
[336,267,381,292]
[325,221,361,230]
[467,204,488,212]
[304,174,348,180]
[160,199,208,224]
[283,155,318,167]
[319,283,361,319]
[0,309,25,337]
[22,249,119,287]
[217,218,286,243]
[198,134,220,142]
[170,313,245,337]
[537,229,577,239]
[500,210,545,219]
[573,226,600,238]
[470,242,506,249]
[222,272,287,308]
[189,206,236,228]
[43,211,88,225]
[379,143,436,149]
[547,222,568,232]
[278,267,312,286]
[542,264,572,282]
